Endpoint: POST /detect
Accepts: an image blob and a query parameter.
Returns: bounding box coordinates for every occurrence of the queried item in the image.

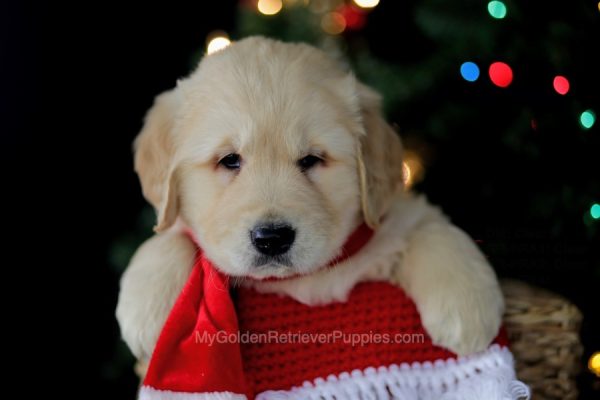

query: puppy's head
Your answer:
[134,37,403,279]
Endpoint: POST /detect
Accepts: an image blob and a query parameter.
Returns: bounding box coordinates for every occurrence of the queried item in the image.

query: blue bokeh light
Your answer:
[460,62,480,82]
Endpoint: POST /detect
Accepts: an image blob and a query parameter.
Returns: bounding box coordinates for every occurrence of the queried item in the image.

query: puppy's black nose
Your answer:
[250,225,296,256]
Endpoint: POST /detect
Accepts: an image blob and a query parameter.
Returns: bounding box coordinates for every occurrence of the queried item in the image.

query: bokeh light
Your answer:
[402,151,424,190]
[353,0,379,9]
[487,1,507,19]
[489,62,513,88]
[258,0,283,15]
[460,62,480,82]
[339,5,366,30]
[321,12,346,35]
[580,110,595,129]
[402,162,412,188]
[553,76,570,95]
[591,204,600,220]
[206,34,231,55]
[590,352,600,376]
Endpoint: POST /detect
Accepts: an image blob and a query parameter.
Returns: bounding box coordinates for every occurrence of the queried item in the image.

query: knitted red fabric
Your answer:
[236,282,508,395]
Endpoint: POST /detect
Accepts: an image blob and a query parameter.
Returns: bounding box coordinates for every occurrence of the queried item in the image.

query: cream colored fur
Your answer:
[116,225,196,362]
[116,37,504,363]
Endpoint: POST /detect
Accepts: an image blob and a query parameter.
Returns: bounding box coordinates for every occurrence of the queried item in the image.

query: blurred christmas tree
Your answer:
[198,0,599,293]
[109,0,599,397]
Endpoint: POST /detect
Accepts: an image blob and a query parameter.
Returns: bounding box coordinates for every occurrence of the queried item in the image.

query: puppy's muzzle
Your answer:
[250,224,296,257]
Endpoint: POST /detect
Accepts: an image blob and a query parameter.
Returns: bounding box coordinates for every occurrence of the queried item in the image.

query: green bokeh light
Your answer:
[591,204,600,219]
[580,110,596,129]
[488,1,507,19]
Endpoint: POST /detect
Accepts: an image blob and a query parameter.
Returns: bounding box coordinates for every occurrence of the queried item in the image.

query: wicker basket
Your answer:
[501,279,583,400]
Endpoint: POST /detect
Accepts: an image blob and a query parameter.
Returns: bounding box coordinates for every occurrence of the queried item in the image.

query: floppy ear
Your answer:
[356,84,404,228]
[134,89,181,232]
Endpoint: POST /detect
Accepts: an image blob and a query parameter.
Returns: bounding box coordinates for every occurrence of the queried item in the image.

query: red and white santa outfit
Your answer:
[139,225,530,400]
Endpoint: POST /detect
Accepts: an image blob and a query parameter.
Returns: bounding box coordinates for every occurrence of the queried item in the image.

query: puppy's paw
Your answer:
[418,283,503,356]
[400,222,504,356]
[116,230,195,361]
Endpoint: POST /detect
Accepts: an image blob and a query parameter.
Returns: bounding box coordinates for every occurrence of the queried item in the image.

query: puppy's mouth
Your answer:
[245,254,309,280]
[252,254,293,270]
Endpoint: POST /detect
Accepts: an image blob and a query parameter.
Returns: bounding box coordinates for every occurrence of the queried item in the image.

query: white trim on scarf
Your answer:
[256,345,530,400]
[139,387,246,400]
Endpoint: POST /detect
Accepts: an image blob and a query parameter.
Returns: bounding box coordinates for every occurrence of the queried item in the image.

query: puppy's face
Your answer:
[177,79,360,279]
[135,38,403,279]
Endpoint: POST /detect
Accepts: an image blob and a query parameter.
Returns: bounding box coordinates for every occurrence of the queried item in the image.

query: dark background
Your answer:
[2,0,598,398]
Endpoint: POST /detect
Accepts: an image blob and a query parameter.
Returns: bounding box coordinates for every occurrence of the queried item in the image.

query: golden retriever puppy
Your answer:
[116,37,504,365]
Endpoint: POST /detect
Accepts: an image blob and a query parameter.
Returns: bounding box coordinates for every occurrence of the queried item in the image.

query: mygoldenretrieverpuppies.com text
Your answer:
[195,330,425,347]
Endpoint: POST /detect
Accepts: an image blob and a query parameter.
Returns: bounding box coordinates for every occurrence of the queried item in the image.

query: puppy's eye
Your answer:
[297,155,323,172]
[218,153,241,170]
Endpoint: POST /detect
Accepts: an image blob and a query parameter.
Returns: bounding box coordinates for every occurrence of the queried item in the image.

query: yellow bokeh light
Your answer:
[321,12,346,34]
[206,35,231,55]
[353,0,380,8]
[402,162,412,188]
[258,0,283,15]
[402,151,424,190]
[590,352,600,377]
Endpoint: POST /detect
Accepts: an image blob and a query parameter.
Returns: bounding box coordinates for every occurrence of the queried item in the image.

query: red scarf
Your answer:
[142,223,374,398]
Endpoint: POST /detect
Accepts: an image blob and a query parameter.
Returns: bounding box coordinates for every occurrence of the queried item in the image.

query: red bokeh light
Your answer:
[338,5,366,30]
[488,62,513,88]
[553,75,570,95]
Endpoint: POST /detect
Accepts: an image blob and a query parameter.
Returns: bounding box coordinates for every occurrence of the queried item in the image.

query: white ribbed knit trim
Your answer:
[139,387,246,400]
[256,344,530,400]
